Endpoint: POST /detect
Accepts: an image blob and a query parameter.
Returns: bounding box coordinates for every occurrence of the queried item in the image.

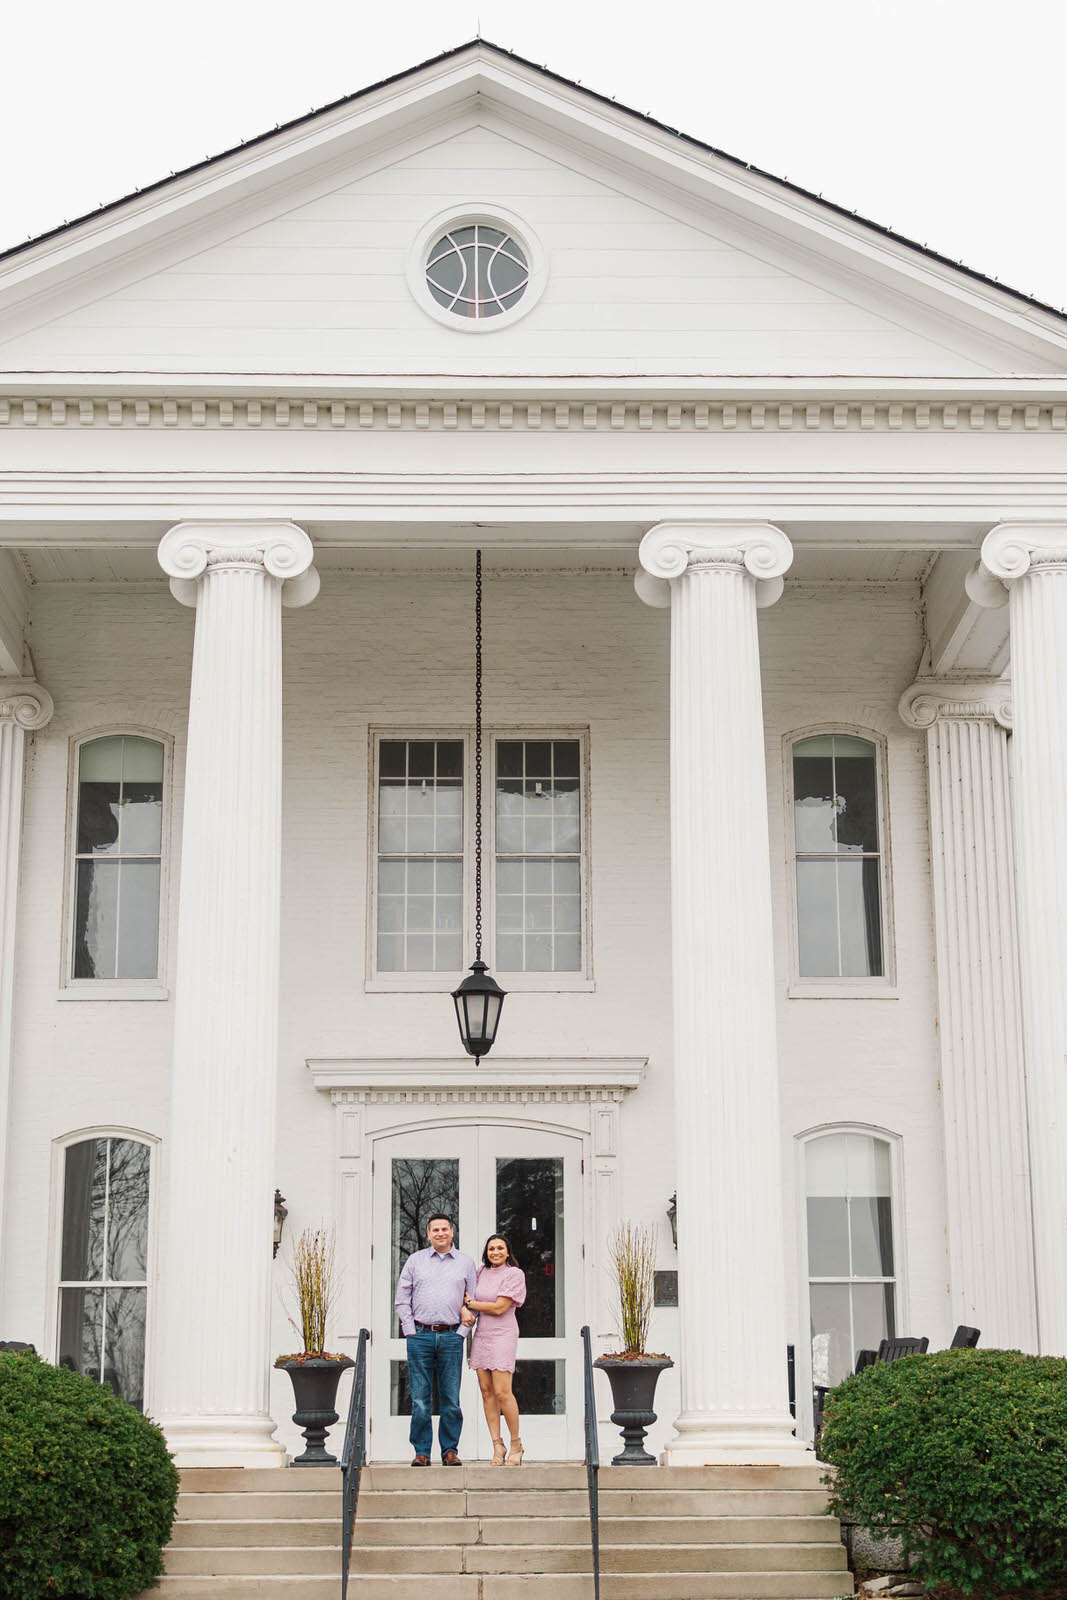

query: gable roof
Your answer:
[1,37,1062,326]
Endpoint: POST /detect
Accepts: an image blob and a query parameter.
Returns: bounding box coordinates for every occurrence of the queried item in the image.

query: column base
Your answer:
[160,1414,286,1468]
[661,1409,813,1467]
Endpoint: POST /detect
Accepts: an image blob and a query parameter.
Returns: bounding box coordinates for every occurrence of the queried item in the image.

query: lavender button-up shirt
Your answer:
[395,1244,478,1337]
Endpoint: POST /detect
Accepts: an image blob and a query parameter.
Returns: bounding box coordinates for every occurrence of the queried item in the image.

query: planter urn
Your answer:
[594,1354,673,1465]
[276,1355,354,1466]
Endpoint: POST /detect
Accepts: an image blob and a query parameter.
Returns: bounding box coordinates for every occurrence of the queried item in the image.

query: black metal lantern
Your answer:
[452,551,506,1059]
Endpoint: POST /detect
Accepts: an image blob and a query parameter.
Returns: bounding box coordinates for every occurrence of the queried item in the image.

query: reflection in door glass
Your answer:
[391,1159,459,1338]
[496,1157,564,1338]
[513,1359,566,1414]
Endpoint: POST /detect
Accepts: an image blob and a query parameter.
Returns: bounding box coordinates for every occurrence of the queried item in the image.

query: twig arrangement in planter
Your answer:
[275,1225,352,1466]
[607,1222,658,1356]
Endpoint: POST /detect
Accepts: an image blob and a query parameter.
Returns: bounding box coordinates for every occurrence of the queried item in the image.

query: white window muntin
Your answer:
[784,725,895,996]
[60,728,172,1000]
[794,1124,906,1439]
[367,727,592,992]
[47,1127,159,1415]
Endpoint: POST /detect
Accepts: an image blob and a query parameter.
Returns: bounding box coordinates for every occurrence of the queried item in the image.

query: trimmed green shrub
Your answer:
[820,1348,1067,1598]
[0,1348,179,1599]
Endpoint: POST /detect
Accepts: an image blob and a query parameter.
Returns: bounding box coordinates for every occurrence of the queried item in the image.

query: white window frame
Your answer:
[366,726,593,993]
[406,205,548,334]
[59,727,172,1001]
[45,1126,160,1415]
[794,1122,907,1442]
[783,724,897,998]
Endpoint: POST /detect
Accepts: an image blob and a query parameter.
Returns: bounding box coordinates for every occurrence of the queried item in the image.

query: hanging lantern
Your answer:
[452,550,507,1059]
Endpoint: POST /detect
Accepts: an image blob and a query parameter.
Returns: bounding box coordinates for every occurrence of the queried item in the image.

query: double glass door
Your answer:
[370,1126,582,1460]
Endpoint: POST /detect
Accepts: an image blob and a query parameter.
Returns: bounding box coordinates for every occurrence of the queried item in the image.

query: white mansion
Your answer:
[0,40,1064,1469]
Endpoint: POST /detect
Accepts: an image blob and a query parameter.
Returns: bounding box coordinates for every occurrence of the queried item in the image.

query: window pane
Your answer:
[810,1283,852,1388]
[77,780,121,855]
[106,1140,150,1282]
[58,1286,103,1382]
[837,859,882,977]
[805,1133,849,1197]
[833,743,878,854]
[793,752,836,854]
[78,736,125,783]
[104,1287,147,1410]
[511,1360,566,1415]
[115,862,161,979]
[850,1196,894,1278]
[796,860,839,977]
[496,1157,564,1338]
[806,1197,850,1277]
[553,741,580,779]
[61,1140,107,1281]
[118,785,162,856]
[852,1281,895,1359]
[73,860,117,978]
[391,1158,459,1338]
[118,737,164,783]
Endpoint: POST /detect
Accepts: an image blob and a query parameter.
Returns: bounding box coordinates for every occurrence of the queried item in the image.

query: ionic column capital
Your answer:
[158,520,319,609]
[968,522,1067,610]
[0,679,54,731]
[899,677,1012,731]
[636,520,793,610]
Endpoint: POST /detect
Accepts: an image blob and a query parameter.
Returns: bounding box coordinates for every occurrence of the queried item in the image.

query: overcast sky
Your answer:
[4,0,1066,310]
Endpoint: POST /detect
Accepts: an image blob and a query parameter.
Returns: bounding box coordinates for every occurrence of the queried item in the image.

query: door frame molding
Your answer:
[307,1056,646,1360]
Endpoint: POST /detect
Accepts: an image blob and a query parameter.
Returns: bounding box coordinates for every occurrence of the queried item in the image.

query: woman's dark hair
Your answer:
[481,1234,520,1269]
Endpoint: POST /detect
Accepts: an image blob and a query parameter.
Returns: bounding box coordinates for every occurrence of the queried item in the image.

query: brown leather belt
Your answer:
[415,1321,459,1332]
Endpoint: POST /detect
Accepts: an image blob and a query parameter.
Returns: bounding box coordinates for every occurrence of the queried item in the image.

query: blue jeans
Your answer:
[406,1329,465,1458]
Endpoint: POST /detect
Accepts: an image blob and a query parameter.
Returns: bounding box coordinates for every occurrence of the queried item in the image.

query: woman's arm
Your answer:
[464,1294,515,1316]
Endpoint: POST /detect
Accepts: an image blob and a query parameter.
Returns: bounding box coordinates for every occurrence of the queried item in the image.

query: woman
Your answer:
[465,1234,527,1465]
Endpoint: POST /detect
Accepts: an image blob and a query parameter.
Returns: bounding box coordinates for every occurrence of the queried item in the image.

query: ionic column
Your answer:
[0,682,53,1285]
[899,680,1037,1349]
[637,521,806,1464]
[970,523,1067,1354]
[155,521,318,1465]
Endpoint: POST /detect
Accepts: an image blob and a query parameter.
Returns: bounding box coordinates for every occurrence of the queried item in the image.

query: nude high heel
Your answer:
[505,1437,524,1466]
[491,1437,506,1466]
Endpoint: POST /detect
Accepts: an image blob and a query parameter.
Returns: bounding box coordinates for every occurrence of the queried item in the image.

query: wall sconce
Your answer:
[273,1189,288,1258]
[666,1192,677,1250]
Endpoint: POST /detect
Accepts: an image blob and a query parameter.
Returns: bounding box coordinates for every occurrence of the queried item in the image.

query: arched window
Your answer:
[789,732,887,981]
[57,1134,152,1410]
[805,1130,896,1390]
[70,734,165,981]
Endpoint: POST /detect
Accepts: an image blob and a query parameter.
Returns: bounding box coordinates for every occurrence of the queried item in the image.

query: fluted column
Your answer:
[155,521,318,1464]
[971,523,1067,1354]
[0,682,53,1287]
[899,680,1037,1349]
[637,521,806,1464]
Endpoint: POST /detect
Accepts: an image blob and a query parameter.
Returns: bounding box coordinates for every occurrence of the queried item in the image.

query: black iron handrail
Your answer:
[580,1325,601,1600]
[340,1328,370,1600]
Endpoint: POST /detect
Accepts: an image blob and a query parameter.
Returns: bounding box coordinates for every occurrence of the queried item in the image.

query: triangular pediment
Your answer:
[2,43,1064,380]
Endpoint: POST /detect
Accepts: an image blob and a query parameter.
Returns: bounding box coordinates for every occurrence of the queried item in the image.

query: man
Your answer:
[394,1213,477,1465]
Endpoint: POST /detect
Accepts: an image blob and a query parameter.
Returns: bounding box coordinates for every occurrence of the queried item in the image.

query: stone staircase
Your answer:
[159,1461,852,1599]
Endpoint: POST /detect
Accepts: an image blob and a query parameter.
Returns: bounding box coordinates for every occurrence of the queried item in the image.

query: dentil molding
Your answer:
[0,679,54,729]
[636,520,793,609]
[4,396,1067,435]
[157,520,319,609]
[899,678,1013,731]
[307,1056,647,1104]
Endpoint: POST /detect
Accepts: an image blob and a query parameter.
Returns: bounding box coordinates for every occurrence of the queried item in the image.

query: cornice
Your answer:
[307,1055,647,1102]
[3,395,1067,436]
[0,679,54,729]
[899,678,1012,731]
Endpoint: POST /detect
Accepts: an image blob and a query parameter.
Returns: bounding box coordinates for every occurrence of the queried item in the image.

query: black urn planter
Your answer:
[594,1354,673,1465]
[276,1355,354,1466]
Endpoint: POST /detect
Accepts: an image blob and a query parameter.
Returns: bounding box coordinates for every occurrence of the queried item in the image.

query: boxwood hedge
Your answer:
[0,1349,179,1599]
[819,1348,1067,1598]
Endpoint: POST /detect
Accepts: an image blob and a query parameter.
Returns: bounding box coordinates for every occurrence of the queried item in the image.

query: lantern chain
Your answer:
[474,549,483,964]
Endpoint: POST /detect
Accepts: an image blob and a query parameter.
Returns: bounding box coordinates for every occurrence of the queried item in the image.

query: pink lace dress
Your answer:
[468,1265,527,1372]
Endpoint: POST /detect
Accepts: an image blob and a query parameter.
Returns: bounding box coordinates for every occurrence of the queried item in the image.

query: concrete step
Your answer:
[489,1516,841,1546]
[361,1463,586,1490]
[354,1517,479,1546]
[597,1466,828,1490]
[482,1579,849,1600]
[165,1546,342,1576]
[599,1489,831,1517]
[158,1581,346,1598]
[600,1545,849,1574]
[179,1468,340,1493]
[344,1487,468,1517]
[353,1546,846,1579]
[176,1492,342,1519]
[169,1520,338,1549]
